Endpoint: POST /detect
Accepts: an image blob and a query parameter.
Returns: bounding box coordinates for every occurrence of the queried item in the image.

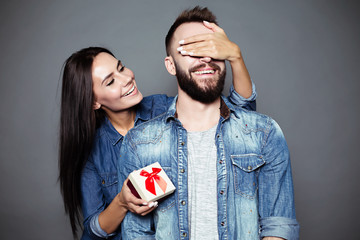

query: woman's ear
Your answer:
[93,101,101,110]
[165,56,176,76]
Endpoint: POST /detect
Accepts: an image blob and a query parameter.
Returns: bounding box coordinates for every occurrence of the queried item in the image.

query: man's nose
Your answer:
[199,56,212,63]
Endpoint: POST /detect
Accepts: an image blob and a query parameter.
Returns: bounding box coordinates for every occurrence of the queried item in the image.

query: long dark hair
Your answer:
[59,47,115,237]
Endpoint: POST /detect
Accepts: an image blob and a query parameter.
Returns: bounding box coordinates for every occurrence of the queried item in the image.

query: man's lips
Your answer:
[193,68,216,75]
[189,63,221,75]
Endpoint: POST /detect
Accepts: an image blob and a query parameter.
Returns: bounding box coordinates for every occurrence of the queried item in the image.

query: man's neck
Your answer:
[176,90,220,132]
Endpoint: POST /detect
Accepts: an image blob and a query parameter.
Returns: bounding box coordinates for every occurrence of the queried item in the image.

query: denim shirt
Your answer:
[80,86,256,240]
[117,96,299,240]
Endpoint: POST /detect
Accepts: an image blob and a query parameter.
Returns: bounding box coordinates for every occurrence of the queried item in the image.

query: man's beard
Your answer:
[175,61,226,103]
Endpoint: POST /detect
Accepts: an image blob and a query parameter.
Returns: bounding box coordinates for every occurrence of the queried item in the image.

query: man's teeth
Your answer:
[124,85,135,96]
[194,70,215,74]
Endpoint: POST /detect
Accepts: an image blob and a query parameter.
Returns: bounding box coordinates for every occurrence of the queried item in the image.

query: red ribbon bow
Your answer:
[140,168,167,196]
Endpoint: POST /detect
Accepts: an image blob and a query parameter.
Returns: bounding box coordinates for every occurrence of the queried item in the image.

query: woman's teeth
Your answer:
[194,69,215,74]
[124,85,135,96]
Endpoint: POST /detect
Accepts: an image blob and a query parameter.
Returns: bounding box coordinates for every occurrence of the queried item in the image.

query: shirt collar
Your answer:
[99,117,123,146]
[135,98,156,123]
[165,95,234,122]
[99,98,156,146]
[165,95,178,122]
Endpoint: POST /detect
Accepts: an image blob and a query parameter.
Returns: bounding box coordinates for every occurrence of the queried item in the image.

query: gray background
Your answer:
[0,0,359,239]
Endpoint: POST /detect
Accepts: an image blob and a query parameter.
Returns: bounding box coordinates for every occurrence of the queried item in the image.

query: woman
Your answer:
[59,44,256,239]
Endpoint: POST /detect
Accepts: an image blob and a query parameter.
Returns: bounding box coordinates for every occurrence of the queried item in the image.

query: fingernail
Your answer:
[188,52,194,56]
[203,20,210,25]
[154,201,158,207]
[148,202,154,208]
[181,50,187,55]
[179,40,185,45]
[142,202,148,206]
[177,46,183,51]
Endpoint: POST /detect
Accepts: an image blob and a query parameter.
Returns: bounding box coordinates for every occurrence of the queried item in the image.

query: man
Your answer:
[118,6,299,240]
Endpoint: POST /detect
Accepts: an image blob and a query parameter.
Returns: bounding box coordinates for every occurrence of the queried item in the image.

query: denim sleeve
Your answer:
[89,214,116,238]
[260,217,299,240]
[228,81,257,111]
[117,134,155,239]
[258,119,299,240]
[81,159,117,239]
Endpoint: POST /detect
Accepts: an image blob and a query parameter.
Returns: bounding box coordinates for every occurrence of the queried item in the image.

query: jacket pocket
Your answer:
[231,154,265,199]
[99,173,119,202]
[99,172,118,187]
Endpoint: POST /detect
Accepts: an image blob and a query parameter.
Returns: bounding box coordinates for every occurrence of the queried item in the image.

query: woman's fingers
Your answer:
[127,201,158,215]
[177,38,228,59]
[121,178,158,216]
[179,22,226,45]
[179,33,212,46]
[178,31,240,61]
[202,21,225,34]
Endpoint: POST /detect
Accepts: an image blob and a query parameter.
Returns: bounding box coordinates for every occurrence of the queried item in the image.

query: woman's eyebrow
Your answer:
[101,60,122,84]
[102,72,113,84]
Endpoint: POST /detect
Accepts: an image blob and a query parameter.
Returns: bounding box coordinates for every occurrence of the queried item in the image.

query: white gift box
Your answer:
[128,162,176,202]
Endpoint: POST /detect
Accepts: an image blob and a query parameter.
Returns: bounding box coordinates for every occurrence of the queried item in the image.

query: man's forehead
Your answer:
[173,22,213,41]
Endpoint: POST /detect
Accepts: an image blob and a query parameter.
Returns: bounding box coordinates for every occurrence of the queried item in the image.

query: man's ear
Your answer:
[165,56,176,76]
[93,101,101,110]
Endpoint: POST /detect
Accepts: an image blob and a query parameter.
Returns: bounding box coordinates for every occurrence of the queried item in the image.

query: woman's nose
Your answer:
[118,71,133,87]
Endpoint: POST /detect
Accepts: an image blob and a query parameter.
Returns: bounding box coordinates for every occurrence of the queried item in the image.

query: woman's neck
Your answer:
[105,107,137,136]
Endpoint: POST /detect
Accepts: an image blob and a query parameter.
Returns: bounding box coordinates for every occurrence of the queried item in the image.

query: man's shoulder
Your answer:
[127,111,172,142]
[228,103,285,138]
[141,94,175,107]
[231,102,272,122]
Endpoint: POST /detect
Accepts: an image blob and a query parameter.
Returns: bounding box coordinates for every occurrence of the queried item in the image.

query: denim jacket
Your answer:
[80,86,256,239]
[118,96,299,240]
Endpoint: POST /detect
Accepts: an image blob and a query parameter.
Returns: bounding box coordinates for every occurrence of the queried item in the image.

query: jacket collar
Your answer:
[100,117,123,146]
[165,95,235,122]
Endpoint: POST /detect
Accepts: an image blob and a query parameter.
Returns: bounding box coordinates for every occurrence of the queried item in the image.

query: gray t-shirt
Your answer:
[187,124,218,240]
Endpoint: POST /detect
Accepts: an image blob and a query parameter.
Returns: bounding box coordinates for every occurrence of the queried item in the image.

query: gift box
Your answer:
[127,162,176,202]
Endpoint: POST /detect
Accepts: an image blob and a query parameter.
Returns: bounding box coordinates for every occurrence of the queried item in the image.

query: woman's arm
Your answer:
[98,179,157,234]
[81,160,156,238]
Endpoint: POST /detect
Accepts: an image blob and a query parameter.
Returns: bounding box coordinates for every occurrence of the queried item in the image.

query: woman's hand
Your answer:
[98,178,157,234]
[117,178,158,216]
[177,21,242,62]
[177,21,253,99]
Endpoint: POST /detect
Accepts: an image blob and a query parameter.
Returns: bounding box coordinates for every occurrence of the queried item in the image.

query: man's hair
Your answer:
[165,6,218,56]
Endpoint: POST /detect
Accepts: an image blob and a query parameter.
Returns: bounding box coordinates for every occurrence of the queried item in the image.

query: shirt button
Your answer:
[220,190,224,195]
[180,169,185,173]
[181,142,185,146]
[182,232,187,237]
[219,160,223,164]
[102,180,105,185]
[247,166,252,171]
[221,222,225,226]
[181,200,186,205]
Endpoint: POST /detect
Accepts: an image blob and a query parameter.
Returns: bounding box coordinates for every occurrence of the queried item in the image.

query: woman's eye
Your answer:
[119,65,125,72]
[106,79,114,86]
